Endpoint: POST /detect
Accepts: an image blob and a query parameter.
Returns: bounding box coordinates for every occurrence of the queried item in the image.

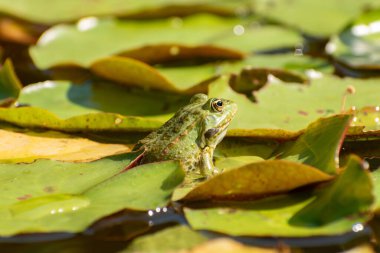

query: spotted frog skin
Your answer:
[133,94,237,177]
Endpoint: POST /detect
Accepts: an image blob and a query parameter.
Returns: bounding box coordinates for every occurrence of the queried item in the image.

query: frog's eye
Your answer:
[211,99,224,112]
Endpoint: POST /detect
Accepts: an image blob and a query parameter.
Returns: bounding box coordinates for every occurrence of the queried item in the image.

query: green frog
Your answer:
[133,93,237,178]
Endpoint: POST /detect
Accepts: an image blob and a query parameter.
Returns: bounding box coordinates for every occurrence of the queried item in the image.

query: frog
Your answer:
[133,93,237,178]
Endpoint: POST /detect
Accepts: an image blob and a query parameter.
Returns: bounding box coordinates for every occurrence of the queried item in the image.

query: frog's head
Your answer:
[194,94,237,147]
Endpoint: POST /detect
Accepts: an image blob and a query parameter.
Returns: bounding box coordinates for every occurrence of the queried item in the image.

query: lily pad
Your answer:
[253,0,380,36]
[0,59,22,106]
[329,9,380,70]
[276,114,351,174]
[0,1,251,24]
[0,106,165,133]
[185,155,373,237]
[120,226,279,253]
[0,156,184,236]
[176,160,331,201]
[119,225,207,253]
[0,128,130,163]
[210,75,380,138]
[30,15,302,69]
[91,54,330,93]
[18,80,187,119]
[290,155,373,226]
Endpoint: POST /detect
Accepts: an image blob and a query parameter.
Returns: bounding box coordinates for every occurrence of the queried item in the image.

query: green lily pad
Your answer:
[276,114,351,174]
[0,59,22,106]
[290,155,373,226]
[0,1,251,24]
[119,225,207,253]
[91,54,331,93]
[18,80,187,119]
[330,9,380,69]
[30,15,302,69]
[0,155,184,236]
[210,75,380,138]
[0,106,165,133]
[254,0,380,37]
[185,155,373,237]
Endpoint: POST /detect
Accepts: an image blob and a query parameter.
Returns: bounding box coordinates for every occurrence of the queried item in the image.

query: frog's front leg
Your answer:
[200,146,220,177]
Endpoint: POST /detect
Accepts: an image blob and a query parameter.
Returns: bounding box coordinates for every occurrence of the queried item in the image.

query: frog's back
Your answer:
[134,94,208,162]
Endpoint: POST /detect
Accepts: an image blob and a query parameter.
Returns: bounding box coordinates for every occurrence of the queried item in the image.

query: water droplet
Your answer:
[114,117,122,125]
[147,210,154,216]
[155,207,161,213]
[10,194,90,219]
[350,106,380,130]
[325,41,337,54]
[162,207,168,212]
[77,17,99,31]
[294,44,304,56]
[233,25,245,36]
[352,223,364,232]
[305,69,323,79]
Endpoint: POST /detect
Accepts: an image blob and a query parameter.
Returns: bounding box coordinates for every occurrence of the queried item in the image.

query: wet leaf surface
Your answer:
[0,157,184,236]
[185,156,373,237]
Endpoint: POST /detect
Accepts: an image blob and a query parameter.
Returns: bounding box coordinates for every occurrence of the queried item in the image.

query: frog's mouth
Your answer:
[204,116,233,139]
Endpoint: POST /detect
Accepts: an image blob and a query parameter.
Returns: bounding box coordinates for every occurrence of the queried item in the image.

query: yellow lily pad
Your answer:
[0,128,131,163]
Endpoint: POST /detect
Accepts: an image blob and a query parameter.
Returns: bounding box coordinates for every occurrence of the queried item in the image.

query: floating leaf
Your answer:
[0,1,251,24]
[330,9,380,70]
[30,15,302,69]
[254,0,380,36]
[210,75,380,138]
[0,157,184,236]
[119,225,207,253]
[0,59,22,106]
[185,156,372,237]
[18,80,187,119]
[276,114,351,174]
[178,160,331,201]
[0,128,130,163]
[0,106,165,133]
[229,67,307,95]
[290,155,373,226]
[91,54,330,94]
